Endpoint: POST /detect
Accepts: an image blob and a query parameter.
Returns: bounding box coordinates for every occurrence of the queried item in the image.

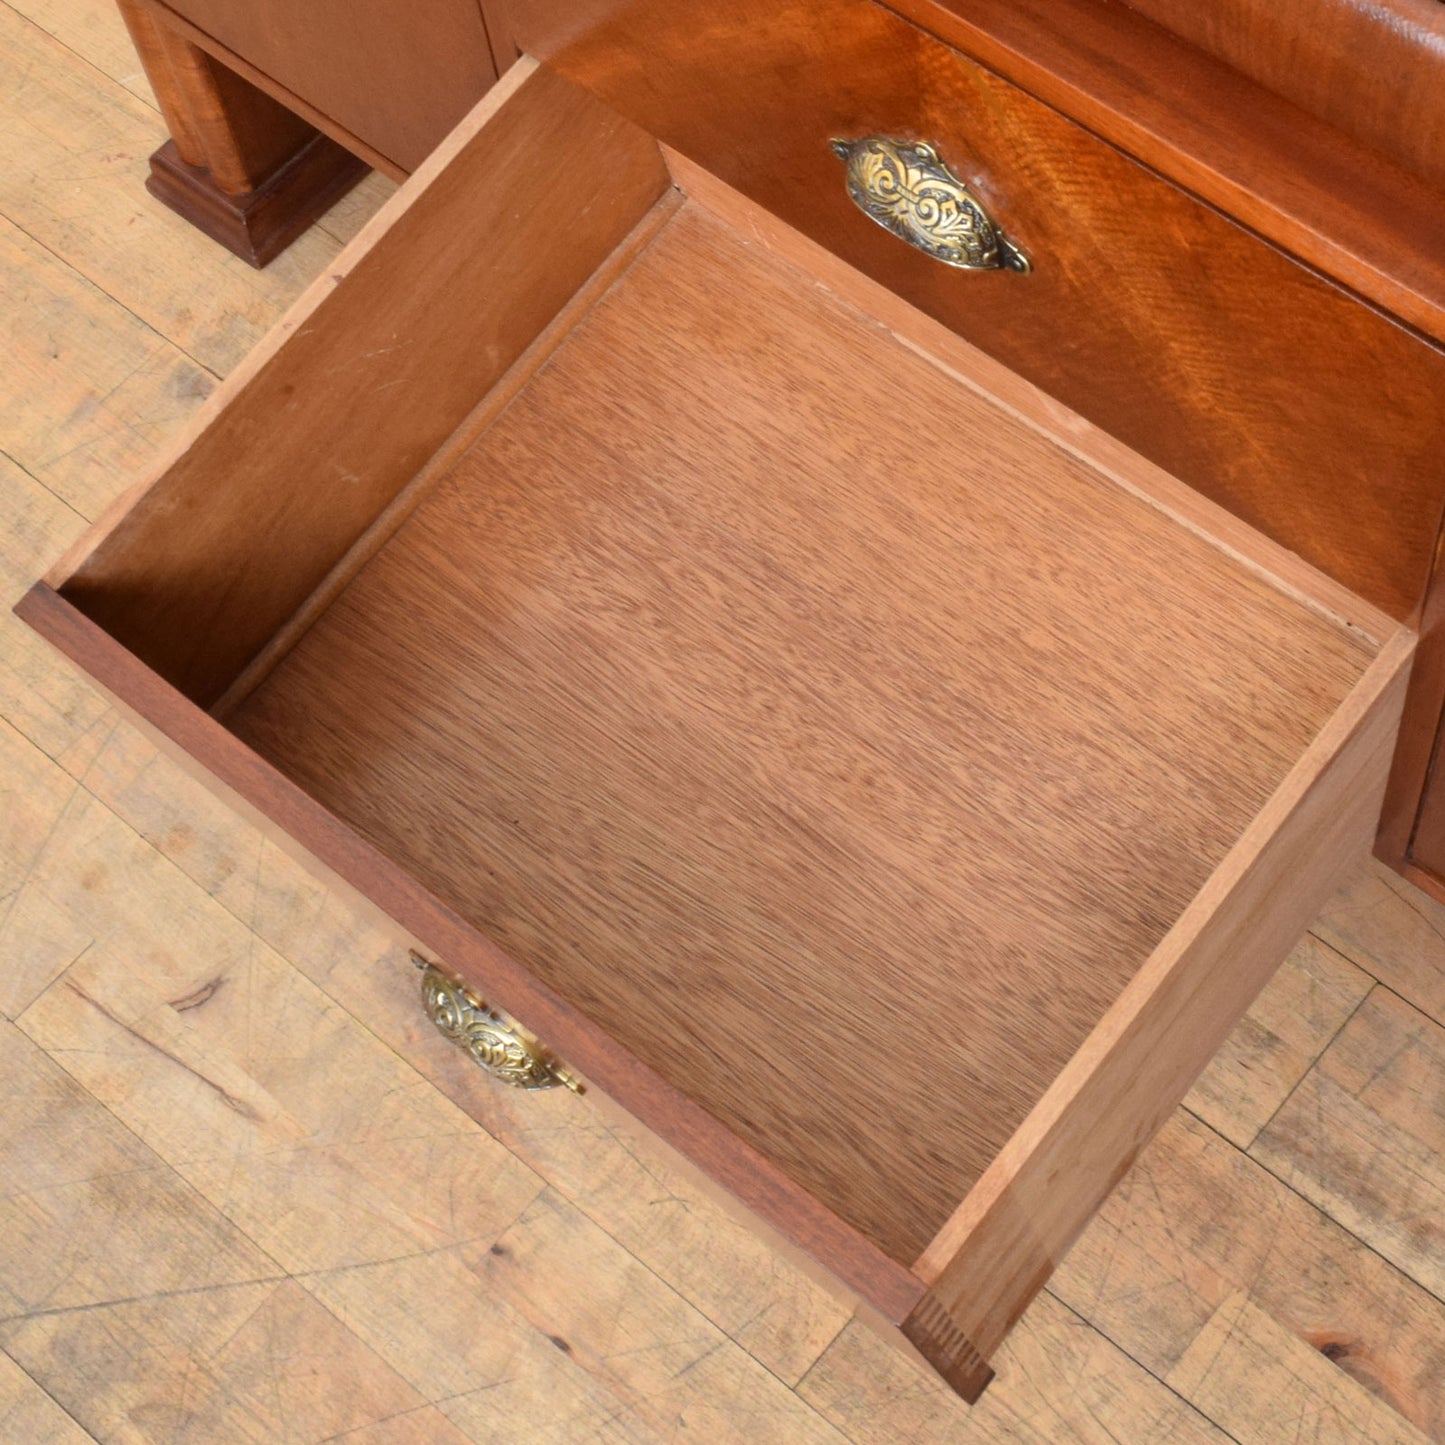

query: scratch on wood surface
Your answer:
[63,978,261,1118]
[167,977,223,1012]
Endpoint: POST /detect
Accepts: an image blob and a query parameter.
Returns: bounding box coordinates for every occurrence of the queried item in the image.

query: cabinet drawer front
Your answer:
[511,0,1445,624]
[16,56,1418,1404]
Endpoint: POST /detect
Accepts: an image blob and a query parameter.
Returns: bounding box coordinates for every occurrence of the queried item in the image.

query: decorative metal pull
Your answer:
[831,136,1031,273]
[414,954,583,1093]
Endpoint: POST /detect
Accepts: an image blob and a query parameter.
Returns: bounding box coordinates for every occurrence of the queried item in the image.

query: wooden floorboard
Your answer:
[1,1,1442,1437]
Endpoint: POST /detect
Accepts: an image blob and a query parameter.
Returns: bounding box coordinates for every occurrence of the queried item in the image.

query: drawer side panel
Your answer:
[55,61,671,708]
[912,627,1415,1360]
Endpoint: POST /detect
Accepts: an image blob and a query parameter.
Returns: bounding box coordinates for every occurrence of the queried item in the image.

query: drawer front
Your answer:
[511,0,1445,624]
[160,0,500,171]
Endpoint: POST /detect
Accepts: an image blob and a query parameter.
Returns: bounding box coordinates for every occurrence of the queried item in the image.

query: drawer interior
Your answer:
[221,198,1372,1263]
[30,61,1411,1371]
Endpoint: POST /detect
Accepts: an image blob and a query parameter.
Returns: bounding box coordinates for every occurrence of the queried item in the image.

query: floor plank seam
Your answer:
[1306,920,1445,1033]
[0,1273,290,1327]
[1039,1286,1249,1445]
[1,0,160,115]
[787,1313,854,1398]
[3,212,225,388]
[0,1343,99,1443]
[1369,972,1445,1035]
[1181,1104,1445,1315]
[0,448,94,527]
[1241,979,1377,1151]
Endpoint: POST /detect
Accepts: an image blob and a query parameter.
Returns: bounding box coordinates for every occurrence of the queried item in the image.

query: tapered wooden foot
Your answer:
[118,0,369,267]
[146,135,368,267]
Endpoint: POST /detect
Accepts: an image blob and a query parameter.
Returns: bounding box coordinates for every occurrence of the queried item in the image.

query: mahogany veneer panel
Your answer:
[1120,0,1445,195]
[228,203,1375,1262]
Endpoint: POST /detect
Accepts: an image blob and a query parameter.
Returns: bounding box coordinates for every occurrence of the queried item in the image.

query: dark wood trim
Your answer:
[145,135,367,269]
[902,1294,995,1403]
[475,0,522,78]
[1377,517,1445,871]
[13,580,927,1327]
[1402,861,1445,910]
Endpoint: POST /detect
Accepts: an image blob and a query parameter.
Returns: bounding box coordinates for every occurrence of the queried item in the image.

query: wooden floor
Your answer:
[2,2,1443,1438]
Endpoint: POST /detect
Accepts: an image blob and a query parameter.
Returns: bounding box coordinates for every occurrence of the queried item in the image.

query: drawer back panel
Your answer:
[511,0,1445,622]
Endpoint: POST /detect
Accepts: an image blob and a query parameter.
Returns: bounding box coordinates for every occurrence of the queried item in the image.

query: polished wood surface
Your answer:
[6,21,1445,1426]
[151,0,500,171]
[58,61,671,708]
[1120,0,1445,195]
[225,199,1377,1265]
[897,0,1445,345]
[115,0,366,265]
[509,0,1445,623]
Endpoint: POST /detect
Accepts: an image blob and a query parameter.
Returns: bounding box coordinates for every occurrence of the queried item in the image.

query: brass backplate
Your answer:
[415,956,582,1093]
[831,136,1031,273]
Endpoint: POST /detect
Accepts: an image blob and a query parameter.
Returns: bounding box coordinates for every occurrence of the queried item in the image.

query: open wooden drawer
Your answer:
[16,60,1415,1401]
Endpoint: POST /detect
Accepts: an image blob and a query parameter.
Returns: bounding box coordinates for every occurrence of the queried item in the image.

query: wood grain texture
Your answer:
[1120,0,1445,196]
[1397,700,1445,895]
[798,1298,1231,1444]
[115,0,366,267]
[17,578,926,1325]
[1373,520,1445,875]
[1054,1109,1445,1439]
[1184,931,1373,1149]
[1252,987,1445,1300]
[1165,1291,1430,1444]
[4,701,860,1388]
[208,187,686,720]
[142,133,367,269]
[57,61,672,707]
[0,216,215,522]
[148,0,498,172]
[227,202,1377,1265]
[9,802,548,1278]
[1,1280,451,1444]
[0,1017,279,1312]
[18,31,1443,1428]
[116,0,311,190]
[894,0,1445,345]
[668,151,1398,647]
[1312,858,1445,1027]
[916,626,1412,1355]
[0,455,105,765]
[0,1,361,372]
[511,0,1445,622]
[0,1353,94,1445]
[12,0,158,105]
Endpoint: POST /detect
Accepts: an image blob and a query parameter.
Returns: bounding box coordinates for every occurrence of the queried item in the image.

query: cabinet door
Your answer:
[166,0,503,170]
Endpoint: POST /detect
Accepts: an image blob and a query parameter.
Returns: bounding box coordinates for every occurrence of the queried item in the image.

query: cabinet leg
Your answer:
[116,0,369,266]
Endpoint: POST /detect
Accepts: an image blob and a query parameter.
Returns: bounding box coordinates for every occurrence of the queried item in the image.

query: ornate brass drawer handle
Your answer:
[831,136,1031,273]
[414,954,583,1093]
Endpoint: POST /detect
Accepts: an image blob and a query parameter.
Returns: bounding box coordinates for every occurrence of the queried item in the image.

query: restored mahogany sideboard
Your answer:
[28,0,1445,1402]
